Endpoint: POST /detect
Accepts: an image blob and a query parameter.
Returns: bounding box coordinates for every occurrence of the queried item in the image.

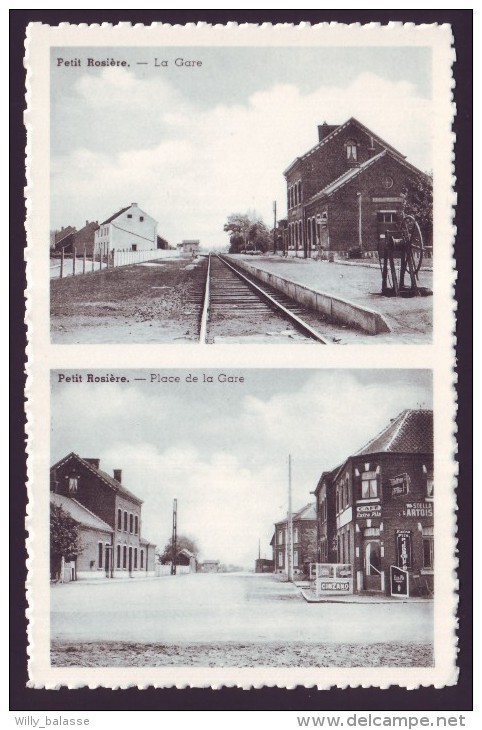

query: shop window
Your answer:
[116,544,121,568]
[346,139,358,161]
[422,527,434,570]
[361,473,378,499]
[124,511,128,531]
[134,515,139,535]
[98,542,103,569]
[117,508,122,530]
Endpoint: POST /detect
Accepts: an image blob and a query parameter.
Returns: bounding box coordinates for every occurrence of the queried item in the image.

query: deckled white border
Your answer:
[24,21,457,689]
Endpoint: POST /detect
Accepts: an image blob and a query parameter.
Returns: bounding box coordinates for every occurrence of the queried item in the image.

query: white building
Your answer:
[95,203,158,254]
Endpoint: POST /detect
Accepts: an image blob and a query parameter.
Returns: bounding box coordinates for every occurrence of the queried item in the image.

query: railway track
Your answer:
[199,254,330,344]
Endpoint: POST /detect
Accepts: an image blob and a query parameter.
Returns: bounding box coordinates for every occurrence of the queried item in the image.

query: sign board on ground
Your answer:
[390,565,409,597]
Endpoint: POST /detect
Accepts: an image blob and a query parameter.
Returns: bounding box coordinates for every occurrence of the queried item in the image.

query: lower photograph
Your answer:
[33,368,454,688]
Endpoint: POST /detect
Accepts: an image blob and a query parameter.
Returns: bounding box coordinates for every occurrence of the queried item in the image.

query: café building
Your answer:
[317,409,434,596]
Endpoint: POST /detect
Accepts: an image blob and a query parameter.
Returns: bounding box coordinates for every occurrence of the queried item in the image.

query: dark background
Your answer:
[10,8,473,713]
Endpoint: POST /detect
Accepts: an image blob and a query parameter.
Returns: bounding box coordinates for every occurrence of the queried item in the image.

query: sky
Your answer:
[51,369,432,568]
[50,45,432,247]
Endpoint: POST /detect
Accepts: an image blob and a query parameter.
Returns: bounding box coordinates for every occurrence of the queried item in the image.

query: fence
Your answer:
[51,246,177,279]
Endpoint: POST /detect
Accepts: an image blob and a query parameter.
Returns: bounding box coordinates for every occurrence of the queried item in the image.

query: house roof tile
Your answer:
[51,453,143,505]
[354,409,433,456]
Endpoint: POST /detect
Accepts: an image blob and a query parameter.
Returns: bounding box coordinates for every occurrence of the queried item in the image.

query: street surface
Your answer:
[51,573,433,667]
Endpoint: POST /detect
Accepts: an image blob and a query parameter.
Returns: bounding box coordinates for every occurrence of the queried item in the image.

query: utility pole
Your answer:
[171,498,177,576]
[273,200,277,254]
[287,455,293,582]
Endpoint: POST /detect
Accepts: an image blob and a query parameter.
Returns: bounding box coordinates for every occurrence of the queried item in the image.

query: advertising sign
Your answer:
[402,502,433,517]
[390,473,410,497]
[356,504,381,519]
[396,529,412,569]
[390,565,409,597]
[315,577,352,595]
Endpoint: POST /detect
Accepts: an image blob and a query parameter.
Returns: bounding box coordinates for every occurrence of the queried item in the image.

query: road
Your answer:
[51,573,433,666]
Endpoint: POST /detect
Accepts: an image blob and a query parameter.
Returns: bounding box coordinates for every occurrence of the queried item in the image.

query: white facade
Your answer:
[95,203,158,253]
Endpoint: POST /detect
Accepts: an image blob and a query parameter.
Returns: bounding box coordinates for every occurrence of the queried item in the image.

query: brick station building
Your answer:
[314,409,434,596]
[283,117,430,257]
[50,453,156,581]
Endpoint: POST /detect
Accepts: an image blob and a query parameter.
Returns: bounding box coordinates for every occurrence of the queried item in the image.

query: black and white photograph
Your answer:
[22,20,459,697]
[48,44,435,345]
[48,369,437,672]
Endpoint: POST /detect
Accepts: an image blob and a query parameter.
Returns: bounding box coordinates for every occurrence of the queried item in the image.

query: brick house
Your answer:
[312,471,337,564]
[283,117,431,257]
[314,410,434,596]
[52,221,100,256]
[272,503,317,577]
[94,203,159,255]
[50,453,156,580]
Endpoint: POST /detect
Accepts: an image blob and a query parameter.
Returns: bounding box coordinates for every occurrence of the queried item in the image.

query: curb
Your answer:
[231,257,391,335]
[300,589,432,604]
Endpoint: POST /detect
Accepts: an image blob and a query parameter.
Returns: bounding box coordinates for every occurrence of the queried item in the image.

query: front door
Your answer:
[364,540,382,591]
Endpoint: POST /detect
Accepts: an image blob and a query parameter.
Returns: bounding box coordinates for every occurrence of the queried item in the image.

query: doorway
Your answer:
[364,540,382,591]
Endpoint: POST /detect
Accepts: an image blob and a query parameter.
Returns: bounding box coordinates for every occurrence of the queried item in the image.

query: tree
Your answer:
[223,212,272,253]
[50,503,83,581]
[401,172,433,248]
[157,534,200,564]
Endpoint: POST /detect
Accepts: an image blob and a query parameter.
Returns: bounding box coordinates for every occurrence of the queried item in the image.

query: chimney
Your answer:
[84,458,100,470]
[317,122,337,142]
[113,469,122,483]
[86,220,88,226]
[131,202,138,207]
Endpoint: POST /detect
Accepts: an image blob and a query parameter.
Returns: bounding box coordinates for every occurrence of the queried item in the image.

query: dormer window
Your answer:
[345,139,358,161]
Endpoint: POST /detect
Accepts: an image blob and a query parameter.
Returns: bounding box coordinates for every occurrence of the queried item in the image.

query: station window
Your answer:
[140,549,144,569]
[139,216,144,222]
[361,473,378,499]
[346,140,357,161]
[134,548,138,569]
[278,529,284,545]
[117,508,122,530]
[116,544,121,569]
[98,542,103,569]
[129,513,134,534]
[293,549,299,568]
[134,515,139,535]
[278,551,284,568]
[127,213,132,219]
[293,528,299,543]
[124,511,128,531]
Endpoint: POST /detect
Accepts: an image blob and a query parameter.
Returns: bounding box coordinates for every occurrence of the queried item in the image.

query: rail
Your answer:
[216,255,329,344]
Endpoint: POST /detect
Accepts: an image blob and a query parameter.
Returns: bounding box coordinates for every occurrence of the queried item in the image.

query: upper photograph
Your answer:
[49,46,434,345]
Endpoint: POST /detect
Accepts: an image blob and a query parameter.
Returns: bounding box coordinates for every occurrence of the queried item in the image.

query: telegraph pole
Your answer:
[171,498,177,575]
[273,200,277,254]
[287,455,293,582]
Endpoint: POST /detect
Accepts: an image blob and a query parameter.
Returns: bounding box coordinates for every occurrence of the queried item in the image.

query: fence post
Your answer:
[72,247,76,276]
[60,248,64,279]
[83,247,86,274]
